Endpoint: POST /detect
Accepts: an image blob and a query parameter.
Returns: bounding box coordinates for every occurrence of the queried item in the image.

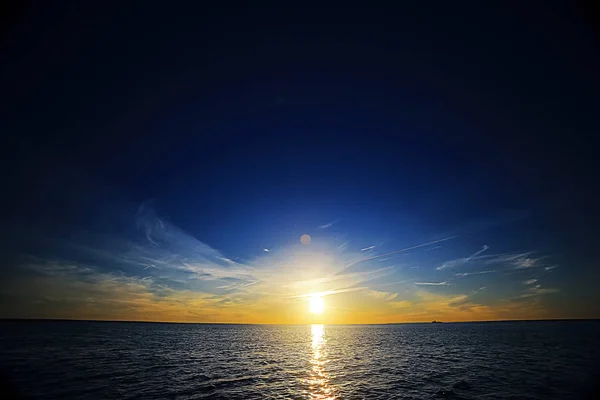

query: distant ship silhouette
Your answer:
[431,320,443,324]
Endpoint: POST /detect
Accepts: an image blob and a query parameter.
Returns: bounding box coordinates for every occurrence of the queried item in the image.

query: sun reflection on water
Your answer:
[309,324,336,399]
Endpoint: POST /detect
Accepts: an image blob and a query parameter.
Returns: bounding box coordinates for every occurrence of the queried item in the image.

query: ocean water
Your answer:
[1,320,599,399]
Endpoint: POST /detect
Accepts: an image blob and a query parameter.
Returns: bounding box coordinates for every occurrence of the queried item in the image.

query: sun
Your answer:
[308,294,325,314]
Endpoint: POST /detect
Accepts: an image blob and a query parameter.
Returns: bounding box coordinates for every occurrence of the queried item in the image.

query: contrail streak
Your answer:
[340,236,457,273]
[289,287,368,298]
[467,244,489,261]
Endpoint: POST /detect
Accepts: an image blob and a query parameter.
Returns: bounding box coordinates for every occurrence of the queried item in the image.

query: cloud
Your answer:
[447,286,489,308]
[375,278,415,287]
[337,241,350,251]
[448,296,473,308]
[523,279,538,285]
[437,251,551,272]
[425,246,443,251]
[8,201,261,300]
[124,206,259,286]
[384,290,550,323]
[286,266,394,291]
[455,270,496,277]
[467,245,489,261]
[436,245,491,270]
[366,290,398,301]
[3,258,247,322]
[513,257,538,269]
[414,281,450,286]
[216,280,260,291]
[0,176,563,323]
[545,265,558,271]
[318,219,340,229]
[10,234,406,323]
[516,284,559,299]
[436,259,466,271]
[290,286,369,298]
[483,252,531,265]
[342,236,457,273]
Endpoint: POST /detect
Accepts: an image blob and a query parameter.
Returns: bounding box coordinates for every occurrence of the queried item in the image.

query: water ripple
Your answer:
[1,321,599,399]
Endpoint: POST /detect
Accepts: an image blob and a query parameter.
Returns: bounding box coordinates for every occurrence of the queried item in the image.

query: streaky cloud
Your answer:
[425,246,443,251]
[516,284,559,298]
[289,286,369,298]
[374,278,415,287]
[318,219,340,229]
[513,257,539,269]
[455,270,496,277]
[438,251,550,271]
[437,245,490,270]
[366,290,398,301]
[340,236,457,274]
[467,245,489,261]
[483,252,532,265]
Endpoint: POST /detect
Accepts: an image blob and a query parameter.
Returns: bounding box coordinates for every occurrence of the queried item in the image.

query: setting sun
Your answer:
[308,295,325,314]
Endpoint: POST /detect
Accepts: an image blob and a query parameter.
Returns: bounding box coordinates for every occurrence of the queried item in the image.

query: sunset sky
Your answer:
[1,2,599,323]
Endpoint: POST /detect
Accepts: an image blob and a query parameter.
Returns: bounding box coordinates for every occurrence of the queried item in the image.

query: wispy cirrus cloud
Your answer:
[5,200,262,304]
[456,270,496,277]
[5,203,563,324]
[437,250,552,273]
[1,169,565,323]
[374,278,415,287]
[289,286,369,299]
[341,236,457,274]
[385,288,549,323]
[516,284,559,299]
[216,280,260,291]
[513,257,540,269]
[337,241,350,251]
[467,245,489,260]
[447,286,488,308]
[414,281,450,286]
[318,219,340,229]
[6,257,248,322]
[483,252,531,265]
[425,246,443,251]
[436,245,490,270]
[366,290,398,301]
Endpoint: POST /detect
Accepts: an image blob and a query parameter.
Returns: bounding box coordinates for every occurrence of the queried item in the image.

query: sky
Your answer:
[1,1,599,323]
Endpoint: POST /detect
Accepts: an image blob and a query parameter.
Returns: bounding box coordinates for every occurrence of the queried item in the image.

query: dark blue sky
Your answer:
[1,1,599,322]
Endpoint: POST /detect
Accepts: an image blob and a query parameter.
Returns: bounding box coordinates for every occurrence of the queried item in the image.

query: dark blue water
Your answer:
[1,320,599,399]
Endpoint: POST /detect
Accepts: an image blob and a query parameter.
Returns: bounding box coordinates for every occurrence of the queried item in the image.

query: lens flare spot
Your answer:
[301,234,312,245]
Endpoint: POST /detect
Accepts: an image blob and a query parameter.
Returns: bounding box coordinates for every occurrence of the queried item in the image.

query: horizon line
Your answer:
[1,317,598,325]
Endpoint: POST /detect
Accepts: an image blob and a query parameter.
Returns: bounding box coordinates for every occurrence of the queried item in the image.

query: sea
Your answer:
[1,320,599,399]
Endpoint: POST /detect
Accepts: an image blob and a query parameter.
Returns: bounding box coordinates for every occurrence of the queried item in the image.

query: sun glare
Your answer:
[308,294,325,314]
